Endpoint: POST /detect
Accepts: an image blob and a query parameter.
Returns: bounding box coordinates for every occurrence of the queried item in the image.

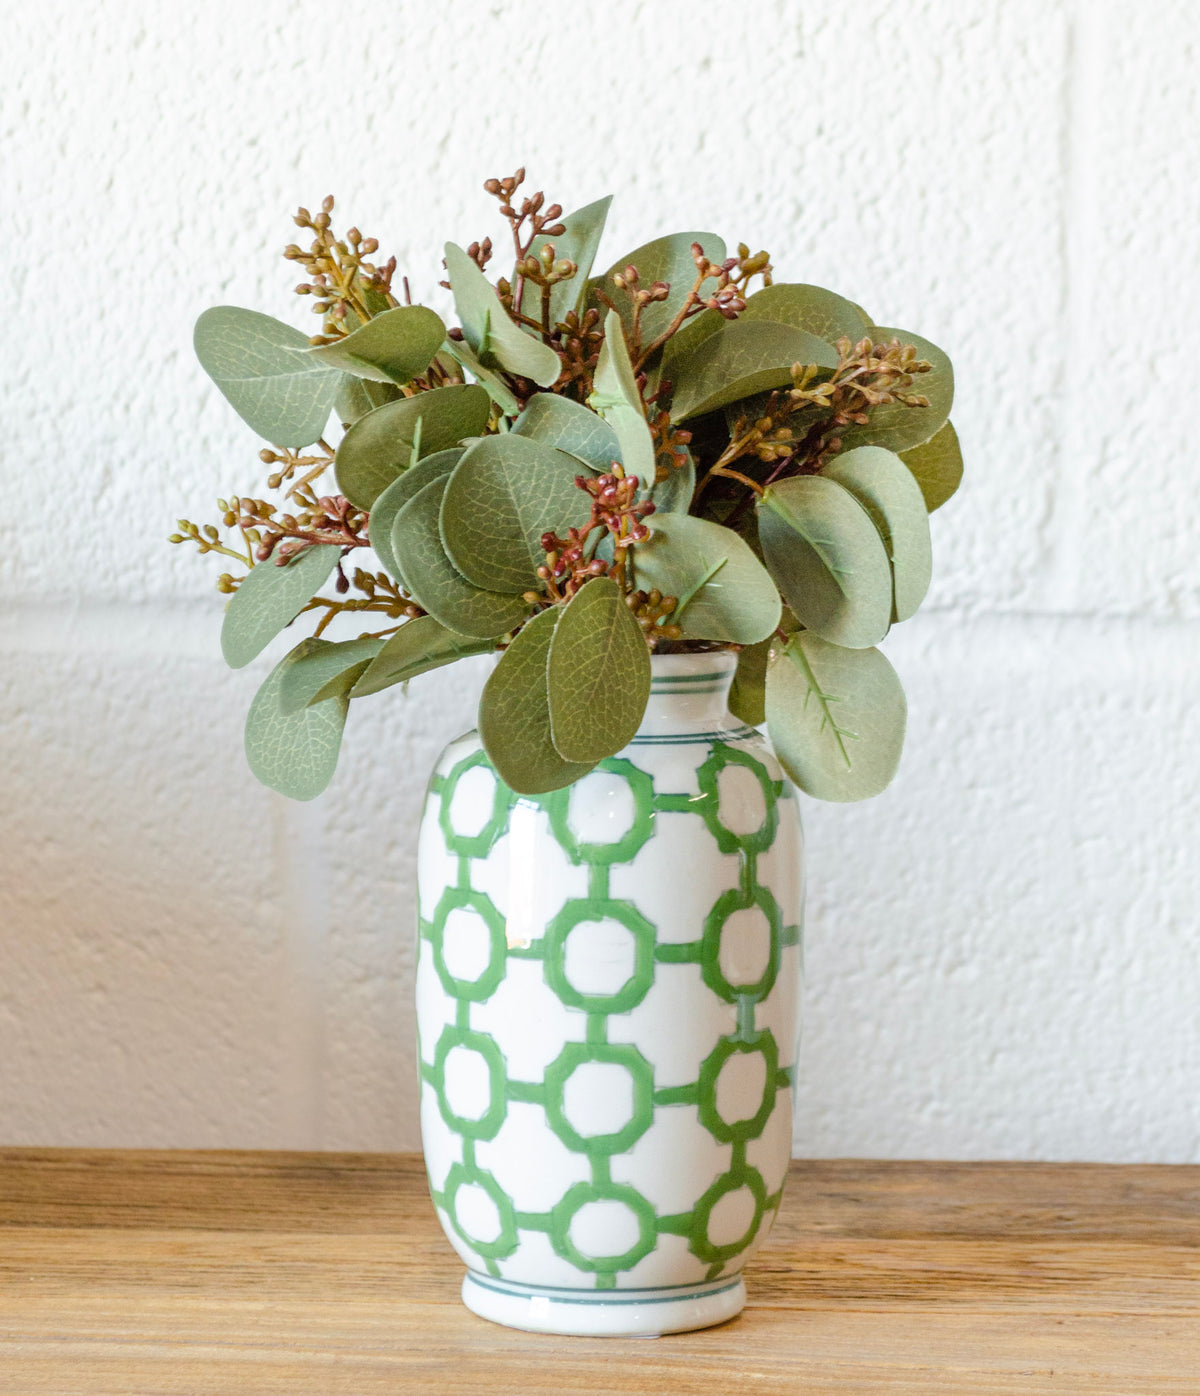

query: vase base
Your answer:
[461,1272,746,1337]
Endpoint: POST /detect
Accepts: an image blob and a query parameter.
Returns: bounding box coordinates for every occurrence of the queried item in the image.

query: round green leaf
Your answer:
[220,544,341,670]
[739,282,870,344]
[194,306,341,448]
[589,232,726,349]
[334,383,490,510]
[392,478,529,640]
[510,392,620,472]
[444,242,561,388]
[352,616,493,698]
[479,608,595,795]
[440,434,587,595]
[277,635,385,713]
[669,319,840,422]
[335,375,402,425]
[822,446,932,623]
[632,512,780,645]
[547,576,650,763]
[306,305,446,385]
[838,327,953,453]
[757,476,892,648]
[244,639,350,801]
[766,632,906,802]
[900,420,964,512]
[367,449,463,583]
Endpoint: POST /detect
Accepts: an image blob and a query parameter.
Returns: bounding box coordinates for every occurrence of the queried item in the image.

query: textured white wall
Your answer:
[2,0,1197,1160]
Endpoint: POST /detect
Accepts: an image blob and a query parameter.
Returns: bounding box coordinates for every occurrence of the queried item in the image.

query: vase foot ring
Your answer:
[461,1272,746,1337]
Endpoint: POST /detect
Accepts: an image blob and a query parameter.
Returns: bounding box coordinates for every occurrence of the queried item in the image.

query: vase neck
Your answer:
[637,652,741,737]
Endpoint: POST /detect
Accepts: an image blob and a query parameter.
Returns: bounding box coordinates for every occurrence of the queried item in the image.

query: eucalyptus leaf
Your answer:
[729,637,770,727]
[479,607,595,795]
[444,242,561,387]
[669,319,839,422]
[589,232,726,349]
[738,282,870,344]
[440,434,586,594]
[649,445,695,514]
[589,310,655,482]
[244,639,350,801]
[220,544,341,669]
[766,632,906,802]
[305,305,446,385]
[517,195,613,327]
[392,478,530,639]
[651,305,721,399]
[335,375,402,425]
[839,327,953,453]
[757,476,892,648]
[632,512,780,644]
[822,446,932,622]
[900,420,963,511]
[194,306,341,447]
[441,335,521,415]
[351,615,493,698]
[547,576,650,763]
[368,449,463,582]
[335,383,490,510]
[511,392,620,472]
[277,635,385,713]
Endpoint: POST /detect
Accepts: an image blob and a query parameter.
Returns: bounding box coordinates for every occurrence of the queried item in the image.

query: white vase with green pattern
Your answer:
[415,650,804,1336]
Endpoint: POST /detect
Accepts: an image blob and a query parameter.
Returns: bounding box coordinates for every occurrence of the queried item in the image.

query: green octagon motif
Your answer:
[697,744,780,856]
[550,1180,658,1273]
[688,1164,769,1265]
[438,750,511,858]
[430,886,506,1002]
[544,899,655,1013]
[700,883,783,1004]
[544,1041,655,1156]
[541,758,656,866]
[443,1160,519,1260]
[697,1030,780,1144]
[432,1024,508,1141]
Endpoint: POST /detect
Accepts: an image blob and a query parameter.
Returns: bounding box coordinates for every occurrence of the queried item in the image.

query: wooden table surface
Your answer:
[0,1151,1197,1394]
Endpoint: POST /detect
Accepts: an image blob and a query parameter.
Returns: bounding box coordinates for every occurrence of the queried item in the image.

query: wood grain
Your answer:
[0,1150,1196,1394]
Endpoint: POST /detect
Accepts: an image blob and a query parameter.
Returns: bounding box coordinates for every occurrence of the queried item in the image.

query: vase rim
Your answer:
[647,650,737,678]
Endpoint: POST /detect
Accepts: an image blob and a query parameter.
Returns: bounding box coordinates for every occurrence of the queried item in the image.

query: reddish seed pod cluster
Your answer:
[534,469,658,604]
[578,471,655,542]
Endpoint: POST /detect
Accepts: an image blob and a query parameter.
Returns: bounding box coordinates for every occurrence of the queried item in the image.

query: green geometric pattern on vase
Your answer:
[418,739,802,1289]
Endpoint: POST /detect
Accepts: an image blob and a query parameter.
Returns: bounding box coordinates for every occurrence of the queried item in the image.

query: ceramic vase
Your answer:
[414,650,804,1336]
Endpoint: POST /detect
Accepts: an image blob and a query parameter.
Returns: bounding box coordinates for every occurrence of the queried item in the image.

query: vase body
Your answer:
[415,651,804,1336]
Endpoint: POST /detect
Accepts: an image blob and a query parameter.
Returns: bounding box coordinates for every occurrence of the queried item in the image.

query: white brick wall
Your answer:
[2,0,1196,1159]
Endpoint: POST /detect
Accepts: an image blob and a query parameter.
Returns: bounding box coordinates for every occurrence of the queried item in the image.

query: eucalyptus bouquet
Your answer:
[177,171,961,801]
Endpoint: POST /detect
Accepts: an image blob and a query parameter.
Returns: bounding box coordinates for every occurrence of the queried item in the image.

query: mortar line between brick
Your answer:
[5,598,1200,658]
